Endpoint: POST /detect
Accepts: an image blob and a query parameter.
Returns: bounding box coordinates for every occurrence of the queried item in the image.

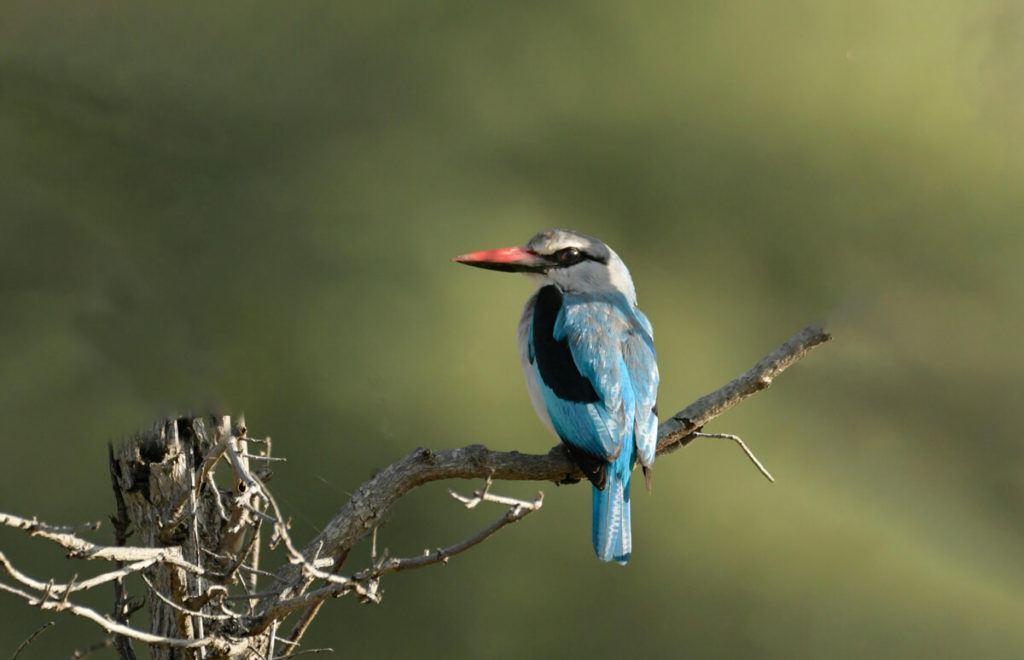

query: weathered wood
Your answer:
[112,415,269,659]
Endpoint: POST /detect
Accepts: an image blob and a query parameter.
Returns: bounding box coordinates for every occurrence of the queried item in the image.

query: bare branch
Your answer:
[692,432,775,482]
[139,575,236,621]
[0,550,157,595]
[256,485,540,623]
[0,580,238,652]
[378,488,543,574]
[265,323,830,605]
[11,620,54,660]
[283,548,349,648]
[273,648,334,659]
[0,512,209,576]
[656,321,831,452]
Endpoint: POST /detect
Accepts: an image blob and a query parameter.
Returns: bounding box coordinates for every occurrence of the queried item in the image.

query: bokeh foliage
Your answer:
[1,1,1022,657]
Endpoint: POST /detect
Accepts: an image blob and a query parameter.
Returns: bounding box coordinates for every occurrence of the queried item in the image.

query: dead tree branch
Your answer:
[656,322,831,452]
[267,322,831,605]
[0,322,829,658]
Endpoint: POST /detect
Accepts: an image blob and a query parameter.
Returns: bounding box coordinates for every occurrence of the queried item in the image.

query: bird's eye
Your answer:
[554,247,584,265]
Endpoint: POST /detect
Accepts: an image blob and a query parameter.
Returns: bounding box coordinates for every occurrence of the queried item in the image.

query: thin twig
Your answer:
[69,638,114,659]
[267,621,278,660]
[0,580,237,652]
[377,489,543,575]
[285,548,349,648]
[139,575,236,621]
[0,551,157,596]
[220,519,263,584]
[11,620,54,660]
[188,466,206,652]
[273,648,335,659]
[242,454,287,462]
[0,512,208,575]
[693,432,775,482]
[206,470,230,522]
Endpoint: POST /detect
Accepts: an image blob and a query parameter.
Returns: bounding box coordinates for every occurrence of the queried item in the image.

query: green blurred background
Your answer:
[2,1,1022,657]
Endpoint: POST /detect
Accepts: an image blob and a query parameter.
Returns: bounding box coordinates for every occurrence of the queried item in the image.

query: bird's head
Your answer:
[453,229,636,302]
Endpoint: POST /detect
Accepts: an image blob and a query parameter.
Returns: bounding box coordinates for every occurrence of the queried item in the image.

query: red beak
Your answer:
[452,246,549,273]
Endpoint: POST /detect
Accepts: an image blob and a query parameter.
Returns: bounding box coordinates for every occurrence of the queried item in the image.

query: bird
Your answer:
[454,229,658,564]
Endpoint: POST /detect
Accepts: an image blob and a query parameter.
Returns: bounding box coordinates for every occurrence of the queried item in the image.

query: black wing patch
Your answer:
[532,285,600,404]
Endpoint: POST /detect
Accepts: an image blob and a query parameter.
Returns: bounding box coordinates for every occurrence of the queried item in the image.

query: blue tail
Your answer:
[591,448,634,565]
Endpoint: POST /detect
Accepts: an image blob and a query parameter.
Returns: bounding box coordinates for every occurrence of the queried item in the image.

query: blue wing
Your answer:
[528,286,658,466]
[625,307,659,468]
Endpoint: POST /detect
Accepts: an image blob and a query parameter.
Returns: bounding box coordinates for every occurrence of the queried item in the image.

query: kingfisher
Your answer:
[454,229,658,564]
